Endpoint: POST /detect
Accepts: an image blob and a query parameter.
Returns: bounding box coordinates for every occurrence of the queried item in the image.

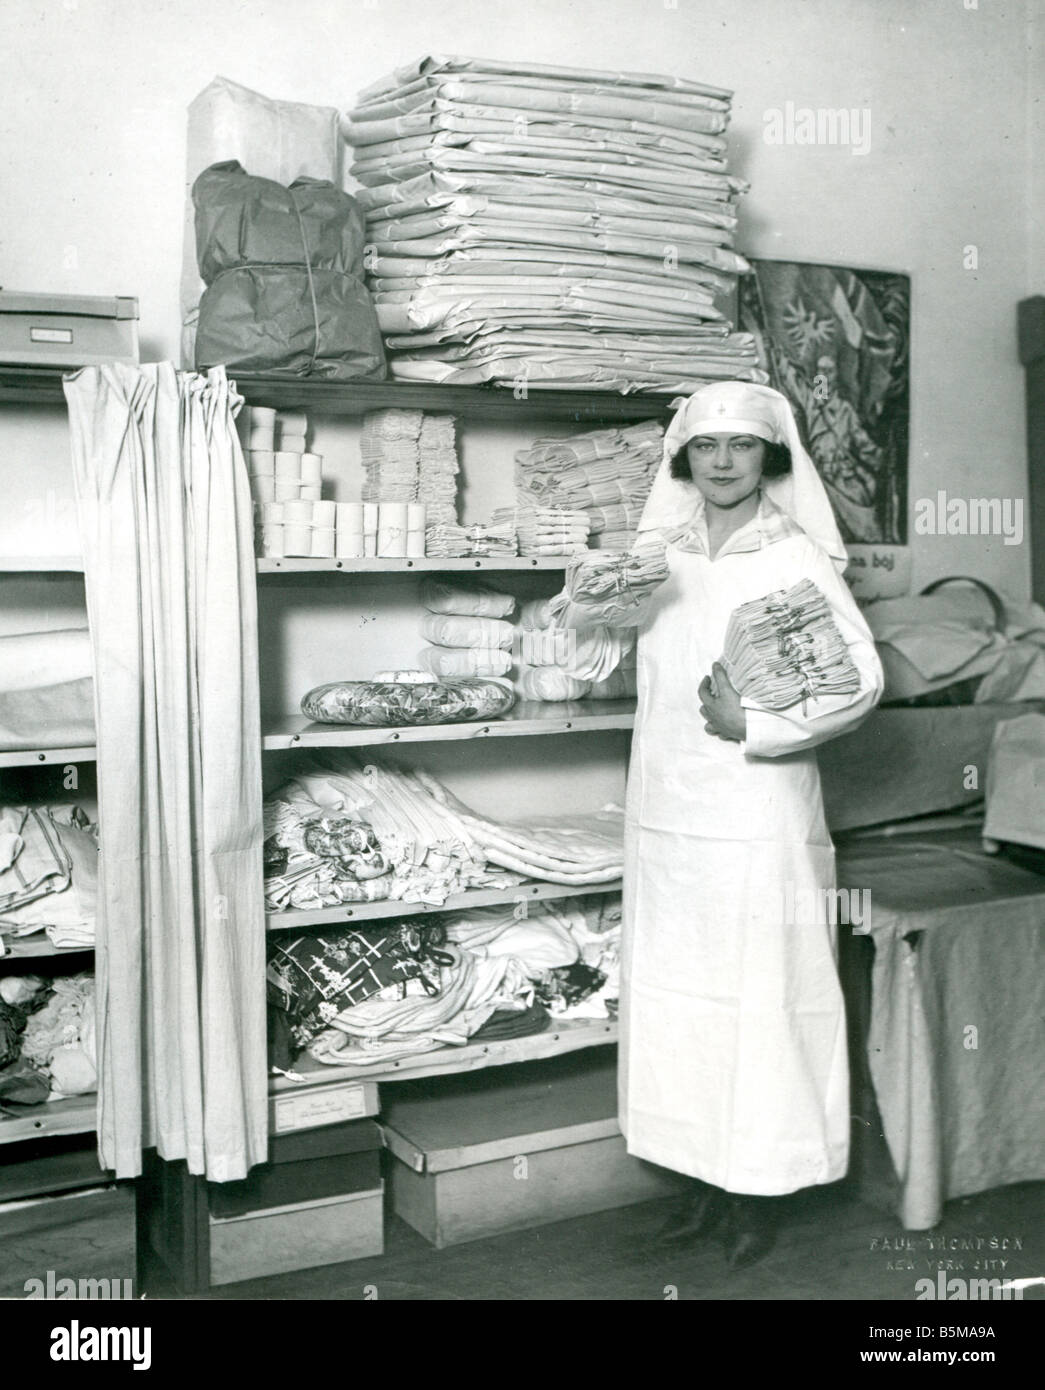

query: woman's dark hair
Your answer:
[669,437,792,481]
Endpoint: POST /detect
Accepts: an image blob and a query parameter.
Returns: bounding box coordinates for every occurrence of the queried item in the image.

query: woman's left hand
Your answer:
[699,662,747,743]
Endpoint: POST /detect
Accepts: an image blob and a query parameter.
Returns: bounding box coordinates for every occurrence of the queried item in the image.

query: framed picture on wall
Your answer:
[738,259,910,552]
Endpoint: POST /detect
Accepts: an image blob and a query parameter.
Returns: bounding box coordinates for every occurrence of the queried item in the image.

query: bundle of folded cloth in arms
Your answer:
[263,755,625,914]
[719,578,861,711]
[0,971,96,1106]
[0,805,99,954]
[514,420,664,552]
[266,891,622,1071]
[342,54,767,392]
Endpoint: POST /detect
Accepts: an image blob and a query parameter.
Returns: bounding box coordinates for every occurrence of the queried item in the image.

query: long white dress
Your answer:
[567,493,883,1195]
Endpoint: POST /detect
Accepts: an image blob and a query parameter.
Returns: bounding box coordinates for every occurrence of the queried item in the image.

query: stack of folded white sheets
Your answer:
[515,420,664,551]
[720,579,861,710]
[342,54,767,393]
[490,506,590,557]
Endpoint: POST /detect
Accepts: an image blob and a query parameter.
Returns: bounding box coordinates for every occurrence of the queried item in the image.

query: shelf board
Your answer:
[1,935,94,959]
[257,556,568,573]
[0,745,97,769]
[235,376,676,425]
[0,557,84,573]
[270,1016,618,1091]
[0,365,676,424]
[266,877,622,931]
[0,1093,96,1145]
[262,699,635,751]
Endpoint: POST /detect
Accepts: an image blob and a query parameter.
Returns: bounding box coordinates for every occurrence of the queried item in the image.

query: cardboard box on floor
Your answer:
[381,1049,686,1248]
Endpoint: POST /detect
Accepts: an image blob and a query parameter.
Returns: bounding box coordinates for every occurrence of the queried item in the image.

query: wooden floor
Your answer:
[2,1175,1041,1302]
[185,1179,1044,1302]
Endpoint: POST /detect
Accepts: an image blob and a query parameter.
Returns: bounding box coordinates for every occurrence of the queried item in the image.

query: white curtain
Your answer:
[64,362,267,1181]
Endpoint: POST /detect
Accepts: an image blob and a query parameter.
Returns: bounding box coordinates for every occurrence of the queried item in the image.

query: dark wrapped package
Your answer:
[192,159,385,380]
[196,266,385,380]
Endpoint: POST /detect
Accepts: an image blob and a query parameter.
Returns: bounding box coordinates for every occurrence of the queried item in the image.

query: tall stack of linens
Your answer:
[342,55,766,392]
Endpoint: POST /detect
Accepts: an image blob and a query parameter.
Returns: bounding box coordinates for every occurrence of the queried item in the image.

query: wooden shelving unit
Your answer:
[270,1017,619,1089]
[266,877,623,932]
[0,370,633,1170]
[0,365,676,426]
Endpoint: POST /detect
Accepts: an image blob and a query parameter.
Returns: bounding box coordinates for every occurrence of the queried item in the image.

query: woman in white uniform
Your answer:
[557,382,884,1269]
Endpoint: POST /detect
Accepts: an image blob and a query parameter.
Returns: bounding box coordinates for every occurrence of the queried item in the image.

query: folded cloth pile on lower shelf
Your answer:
[263,755,625,912]
[514,421,664,552]
[0,805,99,954]
[420,576,516,678]
[267,892,622,1070]
[514,596,638,703]
[0,971,96,1106]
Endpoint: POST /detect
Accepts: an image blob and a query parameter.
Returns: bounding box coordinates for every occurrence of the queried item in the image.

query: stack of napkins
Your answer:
[360,408,423,502]
[515,420,664,552]
[424,520,518,558]
[490,506,590,557]
[720,579,860,710]
[342,55,767,393]
[419,414,459,525]
[555,544,670,625]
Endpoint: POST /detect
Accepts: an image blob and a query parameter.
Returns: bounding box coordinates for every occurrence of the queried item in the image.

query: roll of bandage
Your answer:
[250,474,275,504]
[336,529,365,559]
[377,502,409,558]
[260,525,284,557]
[248,450,275,476]
[275,451,301,479]
[249,406,277,429]
[310,527,336,559]
[336,502,364,536]
[275,480,302,502]
[301,453,323,487]
[312,500,336,530]
[406,502,427,557]
[300,485,321,502]
[278,412,307,435]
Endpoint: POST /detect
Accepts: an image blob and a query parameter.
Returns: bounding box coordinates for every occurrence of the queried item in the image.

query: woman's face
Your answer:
[685,433,766,510]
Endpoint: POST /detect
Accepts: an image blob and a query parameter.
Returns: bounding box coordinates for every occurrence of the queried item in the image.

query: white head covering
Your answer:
[638,382,848,571]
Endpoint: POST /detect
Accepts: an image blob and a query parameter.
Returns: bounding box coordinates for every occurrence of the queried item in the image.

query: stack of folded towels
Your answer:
[490,506,590,557]
[341,54,767,393]
[420,578,516,678]
[720,579,860,710]
[515,420,664,551]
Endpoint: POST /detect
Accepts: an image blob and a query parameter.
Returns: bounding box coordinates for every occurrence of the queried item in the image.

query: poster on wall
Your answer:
[738,258,911,597]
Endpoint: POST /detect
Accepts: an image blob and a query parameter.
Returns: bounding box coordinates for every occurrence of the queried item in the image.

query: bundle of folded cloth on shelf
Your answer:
[360,408,460,527]
[490,506,590,558]
[719,578,860,711]
[0,806,99,954]
[513,595,638,702]
[263,754,625,913]
[515,421,664,551]
[420,577,516,678]
[424,519,518,558]
[0,629,95,753]
[0,971,96,1106]
[342,54,766,392]
[267,891,622,1070]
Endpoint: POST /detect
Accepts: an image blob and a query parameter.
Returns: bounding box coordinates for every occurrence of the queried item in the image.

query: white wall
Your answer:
[0,0,1037,596]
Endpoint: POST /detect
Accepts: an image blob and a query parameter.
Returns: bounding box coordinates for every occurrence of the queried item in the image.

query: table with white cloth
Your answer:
[836,826,1045,1229]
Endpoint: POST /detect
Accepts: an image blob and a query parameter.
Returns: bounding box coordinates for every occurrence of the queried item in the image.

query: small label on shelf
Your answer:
[272,1082,371,1133]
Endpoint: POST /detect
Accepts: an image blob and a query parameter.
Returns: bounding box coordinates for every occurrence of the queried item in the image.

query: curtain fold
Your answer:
[64,361,267,1181]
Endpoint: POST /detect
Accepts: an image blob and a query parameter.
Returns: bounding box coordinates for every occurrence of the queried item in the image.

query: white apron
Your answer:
[618,505,883,1195]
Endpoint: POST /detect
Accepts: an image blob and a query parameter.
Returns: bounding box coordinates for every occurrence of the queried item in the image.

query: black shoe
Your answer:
[723,1195,780,1270]
[656,1182,727,1249]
